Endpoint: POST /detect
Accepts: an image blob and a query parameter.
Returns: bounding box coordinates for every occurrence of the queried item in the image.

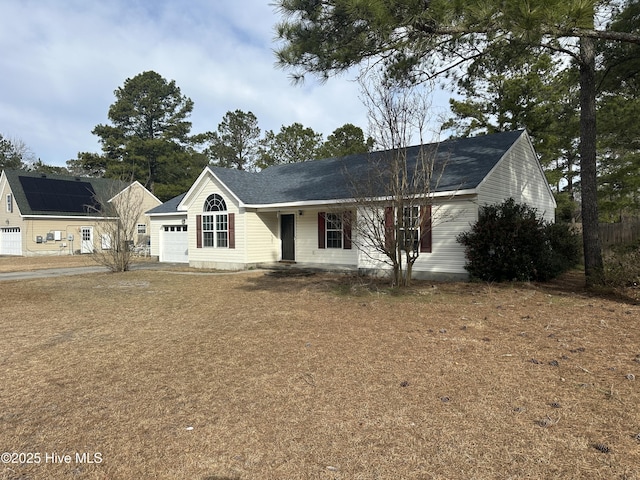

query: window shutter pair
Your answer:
[317,212,352,249]
[195,213,235,249]
[384,205,432,253]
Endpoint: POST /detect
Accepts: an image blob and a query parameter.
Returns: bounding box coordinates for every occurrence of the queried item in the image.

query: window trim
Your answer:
[317,211,352,250]
[6,194,12,213]
[325,212,343,249]
[202,213,229,248]
[198,194,234,249]
[204,194,227,212]
[399,206,420,253]
[385,205,432,254]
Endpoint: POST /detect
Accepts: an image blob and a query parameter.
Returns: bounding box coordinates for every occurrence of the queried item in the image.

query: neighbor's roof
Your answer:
[2,169,126,217]
[211,130,527,205]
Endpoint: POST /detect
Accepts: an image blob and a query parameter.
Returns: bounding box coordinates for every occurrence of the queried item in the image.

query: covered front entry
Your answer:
[280,214,295,261]
[0,227,22,255]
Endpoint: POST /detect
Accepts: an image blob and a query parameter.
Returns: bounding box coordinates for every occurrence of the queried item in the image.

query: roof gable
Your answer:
[109,180,161,204]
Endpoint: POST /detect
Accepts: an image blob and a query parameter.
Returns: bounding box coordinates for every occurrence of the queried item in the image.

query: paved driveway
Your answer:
[0,262,171,281]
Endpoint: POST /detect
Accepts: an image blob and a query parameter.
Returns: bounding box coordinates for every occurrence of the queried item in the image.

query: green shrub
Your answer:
[540,222,583,279]
[457,198,581,282]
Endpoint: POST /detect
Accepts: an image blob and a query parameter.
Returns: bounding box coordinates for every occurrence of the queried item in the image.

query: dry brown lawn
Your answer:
[1,257,639,479]
[0,255,99,273]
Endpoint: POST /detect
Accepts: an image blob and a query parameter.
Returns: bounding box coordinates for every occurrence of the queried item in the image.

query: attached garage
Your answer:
[160,225,188,263]
[0,227,22,255]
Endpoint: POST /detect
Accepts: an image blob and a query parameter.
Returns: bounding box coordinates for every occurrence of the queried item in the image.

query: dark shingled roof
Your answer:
[147,130,526,213]
[146,193,187,215]
[211,130,525,205]
[3,170,126,216]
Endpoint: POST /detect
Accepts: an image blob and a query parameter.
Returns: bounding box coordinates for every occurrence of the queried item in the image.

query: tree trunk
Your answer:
[579,35,604,286]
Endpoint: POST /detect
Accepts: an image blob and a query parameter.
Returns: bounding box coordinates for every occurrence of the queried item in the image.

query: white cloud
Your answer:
[0,0,450,167]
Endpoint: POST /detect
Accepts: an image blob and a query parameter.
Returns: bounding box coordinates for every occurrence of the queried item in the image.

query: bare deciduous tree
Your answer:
[89,179,146,272]
[345,71,456,287]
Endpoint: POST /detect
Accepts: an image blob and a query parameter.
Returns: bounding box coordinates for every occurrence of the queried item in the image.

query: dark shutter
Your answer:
[318,212,326,249]
[384,207,394,251]
[420,205,432,253]
[228,213,235,249]
[343,210,352,249]
[196,215,202,249]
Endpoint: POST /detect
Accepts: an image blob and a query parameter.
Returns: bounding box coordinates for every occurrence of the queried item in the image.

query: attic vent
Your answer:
[75,177,81,181]
[40,174,47,178]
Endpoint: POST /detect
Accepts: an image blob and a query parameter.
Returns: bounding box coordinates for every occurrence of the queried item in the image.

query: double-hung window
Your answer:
[400,206,420,252]
[202,194,228,248]
[385,205,432,253]
[325,213,343,249]
[318,211,352,250]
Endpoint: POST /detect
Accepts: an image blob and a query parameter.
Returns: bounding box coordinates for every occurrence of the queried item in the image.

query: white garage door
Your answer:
[160,225,188,263]
[0,227,22,255]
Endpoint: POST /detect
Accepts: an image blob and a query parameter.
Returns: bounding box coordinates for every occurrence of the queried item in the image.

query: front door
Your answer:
[281,214,295,261]
[81,227,94,254]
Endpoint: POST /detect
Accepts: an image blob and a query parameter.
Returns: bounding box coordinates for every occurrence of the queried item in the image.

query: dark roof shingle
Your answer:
[213,130,525,205]
[147,130,526,213]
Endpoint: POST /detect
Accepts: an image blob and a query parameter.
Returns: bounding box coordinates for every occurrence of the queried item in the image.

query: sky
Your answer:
[0,0,452,168]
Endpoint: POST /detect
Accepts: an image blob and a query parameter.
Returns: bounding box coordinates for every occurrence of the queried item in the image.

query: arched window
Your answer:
[201,194,228,247]
[204,194,227,212]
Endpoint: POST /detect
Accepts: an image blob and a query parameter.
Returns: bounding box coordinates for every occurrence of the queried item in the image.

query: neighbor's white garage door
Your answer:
[0,227,22,255]
[160,225,188,263]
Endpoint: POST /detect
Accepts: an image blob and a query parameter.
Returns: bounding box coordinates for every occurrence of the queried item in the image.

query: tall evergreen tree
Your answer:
[274,0,640,285]
[71,71,205,199]
[596,0,640,221]
[319,124,374,158]
[257,122,324,169]
[0,134,34,170]
[443,44,581,201]
[206,110,261,171]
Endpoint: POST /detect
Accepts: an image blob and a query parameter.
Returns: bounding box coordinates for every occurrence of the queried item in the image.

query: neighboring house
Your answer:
[147,130,556,280]
[0,170,161,256]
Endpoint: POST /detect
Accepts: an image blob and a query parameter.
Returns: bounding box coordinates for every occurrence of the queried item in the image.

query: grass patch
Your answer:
[0,263,639,478]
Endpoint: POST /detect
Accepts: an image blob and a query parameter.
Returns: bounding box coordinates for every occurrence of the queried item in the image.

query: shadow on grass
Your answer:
[537,269,640,306]
[242,268,437,298]
[240,268,340,294]
[240,267,639,305]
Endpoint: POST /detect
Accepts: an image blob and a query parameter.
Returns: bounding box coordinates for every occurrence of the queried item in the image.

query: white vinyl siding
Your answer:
[296,209,357,267]
[411,199,476,276]
[245,211,279,264]
[356,199,475,277]
[148,215,186,258]
[477,134,556,222]
[186,176,245,269]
